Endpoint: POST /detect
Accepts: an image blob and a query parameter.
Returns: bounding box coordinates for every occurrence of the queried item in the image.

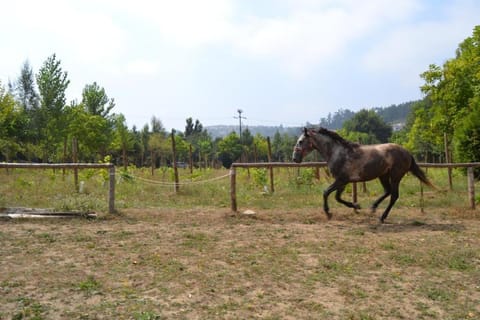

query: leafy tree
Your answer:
[0,82,25,161]
[183,117,211,165]
[414,25,480,164]
[36,54,70,160]
[111,114,134,169]
[10,60,41,147]
[65,104,111,161]
[342,109,392,143]
[82,82,115,118]
[151,116,166,134]
[216,132,243,168]
[454,101,480,168]
[253,134,268,162]
[13,60,39,111]
[146,118,169,169]
[319,108,356,129]
[198,137,213,168]
[184,117,203,137]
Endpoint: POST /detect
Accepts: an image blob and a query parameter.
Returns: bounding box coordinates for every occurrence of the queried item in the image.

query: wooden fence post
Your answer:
[230,166,237,212]
[467,166,475,209]
[109,165,116,214]
[267,137,274,193]
[171,129,179,193]
[189,144,193,174]
[444,132,453,190]
[72,137,79,192]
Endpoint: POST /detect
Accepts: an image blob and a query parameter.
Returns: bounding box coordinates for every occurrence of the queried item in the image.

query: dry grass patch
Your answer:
[1,207,479,319]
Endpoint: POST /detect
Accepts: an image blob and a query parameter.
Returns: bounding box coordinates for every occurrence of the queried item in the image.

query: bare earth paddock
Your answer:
[1,207,479,319]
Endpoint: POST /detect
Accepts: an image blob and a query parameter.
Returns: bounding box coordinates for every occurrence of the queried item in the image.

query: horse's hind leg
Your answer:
[380,181,399,223]
[335,184,361,211]
[371,175,391,213]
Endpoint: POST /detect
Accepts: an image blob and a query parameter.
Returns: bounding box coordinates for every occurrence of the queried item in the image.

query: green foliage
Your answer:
[295,168,316,186]
[66,104,111,161]
[0,82,25,160]
[454,101,480,175]
[216,132,243,168]
[411,25,480,163]
[252,168,268,188]
[342,109,392,143]
[36,54,70,160]
[82,81,115,117]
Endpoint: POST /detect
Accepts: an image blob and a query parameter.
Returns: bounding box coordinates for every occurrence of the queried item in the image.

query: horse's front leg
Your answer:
[323,182,339,220]
[335,184,361,211]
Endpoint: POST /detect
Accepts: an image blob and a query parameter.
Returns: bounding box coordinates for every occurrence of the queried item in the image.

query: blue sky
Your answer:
[1,0,479,131]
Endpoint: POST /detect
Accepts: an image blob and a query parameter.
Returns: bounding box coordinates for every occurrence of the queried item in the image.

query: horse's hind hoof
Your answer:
[325,211,332,220]
[353,203,361,211]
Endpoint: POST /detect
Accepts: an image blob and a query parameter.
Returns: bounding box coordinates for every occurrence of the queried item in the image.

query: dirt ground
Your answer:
[1,207,479,319]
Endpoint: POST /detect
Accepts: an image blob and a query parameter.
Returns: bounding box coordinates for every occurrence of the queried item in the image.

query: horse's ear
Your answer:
[303,127,309,136]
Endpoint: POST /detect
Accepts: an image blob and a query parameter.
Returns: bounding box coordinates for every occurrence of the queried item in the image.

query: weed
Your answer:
[134,311,164,320]
[77,276,102,296]
[13,297,47,320]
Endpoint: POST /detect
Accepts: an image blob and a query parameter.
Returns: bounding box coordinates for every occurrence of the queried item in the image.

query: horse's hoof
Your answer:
[324,211,332,220]
[353,203,361,210]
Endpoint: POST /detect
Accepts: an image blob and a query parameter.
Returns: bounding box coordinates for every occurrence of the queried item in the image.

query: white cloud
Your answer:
[228,0,421,77]
[0,0,126,66]
[124,59,160,76]
[114,0,234,48]
[361,1,480,84]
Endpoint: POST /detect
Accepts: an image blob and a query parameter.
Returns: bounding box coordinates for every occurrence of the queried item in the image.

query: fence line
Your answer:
[229,162,480,212]
[0,163,116,214]
[131,173,230,186]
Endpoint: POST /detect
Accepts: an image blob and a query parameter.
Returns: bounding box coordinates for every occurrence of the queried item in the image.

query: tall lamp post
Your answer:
[234,109,246,142]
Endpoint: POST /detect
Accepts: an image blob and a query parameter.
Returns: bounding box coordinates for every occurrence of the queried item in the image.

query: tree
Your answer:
[253,134,268,162]
[342,109,392,143]
[36,54,70,160]
[198,137,213,168]
[65,104,111,161]
[11,60,41,147]
[151,116,166,134]
[216,132,243,168]
[82,82,115,118]
[454,101,480,169]
[415,25,480,164]
[0,82,25,161]
[13,60,39,111]
[112,114,134,169]
[184,117,203,137]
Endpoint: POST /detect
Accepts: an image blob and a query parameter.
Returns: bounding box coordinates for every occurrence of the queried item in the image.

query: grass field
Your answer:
[0,166,479,319]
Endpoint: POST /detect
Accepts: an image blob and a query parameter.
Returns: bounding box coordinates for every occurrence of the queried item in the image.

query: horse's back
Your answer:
[348,143,412,181]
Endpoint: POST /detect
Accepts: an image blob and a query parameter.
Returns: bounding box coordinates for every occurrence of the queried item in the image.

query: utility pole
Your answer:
[234,109,246,142]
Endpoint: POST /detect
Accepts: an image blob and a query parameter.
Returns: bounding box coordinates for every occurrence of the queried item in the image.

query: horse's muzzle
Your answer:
[292,148,303,163]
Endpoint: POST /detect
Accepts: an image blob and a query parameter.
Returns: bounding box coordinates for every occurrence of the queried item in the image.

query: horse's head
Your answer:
[292,127,315,163]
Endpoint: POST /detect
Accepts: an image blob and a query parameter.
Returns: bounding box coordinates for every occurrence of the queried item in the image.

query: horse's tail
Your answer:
[409,156,436,189]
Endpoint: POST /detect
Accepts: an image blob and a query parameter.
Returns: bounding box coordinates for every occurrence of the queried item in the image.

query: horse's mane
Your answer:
[316,127,359,150]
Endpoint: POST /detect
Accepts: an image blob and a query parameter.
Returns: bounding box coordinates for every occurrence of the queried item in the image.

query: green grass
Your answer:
[0,165,478,213]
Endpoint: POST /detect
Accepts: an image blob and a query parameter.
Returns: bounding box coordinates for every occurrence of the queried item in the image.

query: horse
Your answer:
[292,127,434,223]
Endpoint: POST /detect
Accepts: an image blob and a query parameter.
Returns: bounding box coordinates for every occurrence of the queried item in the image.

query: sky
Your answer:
[1,0,479,131]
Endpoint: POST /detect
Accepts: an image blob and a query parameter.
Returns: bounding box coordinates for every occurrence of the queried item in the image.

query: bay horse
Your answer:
[292,127,434,223]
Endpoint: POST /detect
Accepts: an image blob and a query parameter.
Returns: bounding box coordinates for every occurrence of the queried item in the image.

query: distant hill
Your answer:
[319,101,417,130]
[205,125,301,139]
[206,101,418,138]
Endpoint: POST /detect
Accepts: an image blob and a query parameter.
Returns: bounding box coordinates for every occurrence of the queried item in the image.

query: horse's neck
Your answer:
[313,135,337,161]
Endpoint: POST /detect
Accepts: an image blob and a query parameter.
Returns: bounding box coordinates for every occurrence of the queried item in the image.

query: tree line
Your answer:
[1,26,480,172]
[0,55,296,169]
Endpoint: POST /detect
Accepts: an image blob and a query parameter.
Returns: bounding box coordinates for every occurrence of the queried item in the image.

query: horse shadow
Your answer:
[366,219,466,233]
